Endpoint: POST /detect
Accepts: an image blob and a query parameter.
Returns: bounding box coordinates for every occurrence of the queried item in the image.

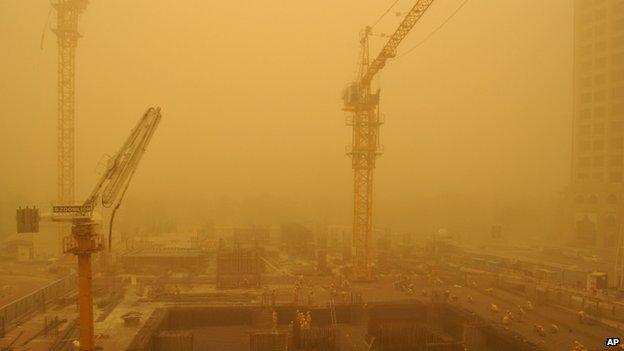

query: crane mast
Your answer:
[52,0,88,258]
[343,0,435,280]
[52,0,88,204]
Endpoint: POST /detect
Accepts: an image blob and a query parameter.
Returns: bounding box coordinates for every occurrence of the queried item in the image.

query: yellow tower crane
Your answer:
[51,0,88,255]
[342,0,435,280]
[17,108,162,351]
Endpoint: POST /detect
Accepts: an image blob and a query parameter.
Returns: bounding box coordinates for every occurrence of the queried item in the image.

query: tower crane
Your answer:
[52,0,88,255]
[342,0,435,280]
[16,107,162,351]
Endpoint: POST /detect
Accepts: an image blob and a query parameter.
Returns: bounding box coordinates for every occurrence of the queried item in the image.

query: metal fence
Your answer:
[0,274,76,336]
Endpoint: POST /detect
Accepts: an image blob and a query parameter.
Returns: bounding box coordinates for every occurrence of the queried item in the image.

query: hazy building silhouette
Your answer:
[563,0,624,246]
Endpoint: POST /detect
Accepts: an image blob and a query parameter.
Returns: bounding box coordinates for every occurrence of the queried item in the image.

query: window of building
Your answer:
[595,74,606,85]
[575,194,585,204]
[579,157,591,167]
[578,172,590,181]
[608,194,619,204]
[611,121,624,132]
[614,70,624,82]
[595,90,606,101]
[579,140,591,152]
[613,86,624,99]
[581,93,593,103]
[610,138,624,150]
[593,172,604,181]
[614,103,624,116]
[606,214,617,227]
[581,28,594,42]
[589,194,599,204]
[594,139,604,150]
[594,155,604,166]
[594,123,605,133]
[610,172,623,182]
[595,106,606,118]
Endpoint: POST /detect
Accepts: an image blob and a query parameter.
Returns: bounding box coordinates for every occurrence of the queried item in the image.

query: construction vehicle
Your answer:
[342,0,435,280]
[16,107,162,351]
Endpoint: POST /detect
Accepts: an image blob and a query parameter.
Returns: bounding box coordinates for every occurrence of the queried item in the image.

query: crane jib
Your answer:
[359,0,435,87]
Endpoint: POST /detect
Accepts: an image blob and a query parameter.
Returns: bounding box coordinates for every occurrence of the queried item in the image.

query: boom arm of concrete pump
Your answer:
[16,107,162,234]
[83,107,161,210]
[83,107,161,251]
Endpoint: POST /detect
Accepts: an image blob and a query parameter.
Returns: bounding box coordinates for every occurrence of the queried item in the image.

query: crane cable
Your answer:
[398,0,470,58]
[371,0,401,28]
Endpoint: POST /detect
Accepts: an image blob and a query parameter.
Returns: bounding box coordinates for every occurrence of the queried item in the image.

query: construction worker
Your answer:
[272,310,278,332]
[296,310,305,329]
[572,340,586,351]
[305,311,312,330]
[534,324,546,336]
[467,295,473,304]
[517,305,524,321]
[502,314,511,326]
[526,300,534,311]
[549,324,559,334]
[490,303,499,313]
[505,310,514,322]
[577,310,587,324]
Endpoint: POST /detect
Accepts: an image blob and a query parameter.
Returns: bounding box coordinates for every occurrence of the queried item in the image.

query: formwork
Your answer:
[154,330,193,351]
[251,308,274,329]
[461,323,487,351]
[216,244,265,289]
[127,308,170,351]
[369,322,463,351]
[249,331,289,351]
[291,325,338,351]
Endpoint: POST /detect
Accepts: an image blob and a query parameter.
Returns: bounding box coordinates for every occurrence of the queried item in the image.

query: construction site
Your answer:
[1,0,624,350]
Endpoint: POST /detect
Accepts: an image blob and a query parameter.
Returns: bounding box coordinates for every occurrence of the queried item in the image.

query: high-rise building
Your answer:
[563,0,624,247]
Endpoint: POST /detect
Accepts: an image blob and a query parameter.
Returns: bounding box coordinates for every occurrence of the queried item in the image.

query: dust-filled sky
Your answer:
[0,1,573,236]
